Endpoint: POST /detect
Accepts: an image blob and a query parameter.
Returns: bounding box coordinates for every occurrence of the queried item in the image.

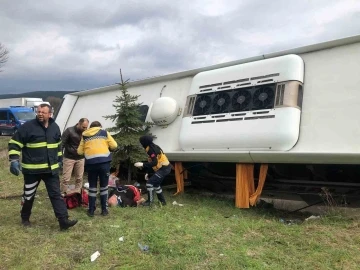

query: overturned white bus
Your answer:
[56,34,360,208]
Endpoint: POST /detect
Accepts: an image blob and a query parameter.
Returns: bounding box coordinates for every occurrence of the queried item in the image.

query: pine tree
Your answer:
[104,70,153,183]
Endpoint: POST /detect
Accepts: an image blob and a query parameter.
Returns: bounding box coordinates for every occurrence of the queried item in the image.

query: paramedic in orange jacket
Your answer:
[134,135,171,206]
[77,121,118,217]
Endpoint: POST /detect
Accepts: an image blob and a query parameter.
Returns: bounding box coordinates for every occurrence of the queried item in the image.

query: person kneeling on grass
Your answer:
[134,135,171,206]
[77,121,118,217]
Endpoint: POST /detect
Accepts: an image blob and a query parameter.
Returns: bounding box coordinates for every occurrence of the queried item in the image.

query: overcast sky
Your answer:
[0,0,360,95]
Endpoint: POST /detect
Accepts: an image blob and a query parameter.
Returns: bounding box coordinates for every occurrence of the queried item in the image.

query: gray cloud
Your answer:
[0,0,360,94]
[0,0,176,29]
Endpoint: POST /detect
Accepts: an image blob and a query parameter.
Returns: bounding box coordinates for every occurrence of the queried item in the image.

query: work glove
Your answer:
[145,173,149,181]
[10,160,21,176]
[134,162,143,169]
[58,161,63,169]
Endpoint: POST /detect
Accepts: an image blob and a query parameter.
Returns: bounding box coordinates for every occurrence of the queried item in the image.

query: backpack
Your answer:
[63,188,89,209]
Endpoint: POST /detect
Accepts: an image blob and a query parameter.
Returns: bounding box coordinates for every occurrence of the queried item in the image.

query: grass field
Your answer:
[1,136,360,269]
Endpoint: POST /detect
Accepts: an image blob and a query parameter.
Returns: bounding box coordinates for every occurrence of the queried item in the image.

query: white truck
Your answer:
[0,97,50,112]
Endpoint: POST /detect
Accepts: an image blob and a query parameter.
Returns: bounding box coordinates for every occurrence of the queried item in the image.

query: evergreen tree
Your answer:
[104,70,153,183]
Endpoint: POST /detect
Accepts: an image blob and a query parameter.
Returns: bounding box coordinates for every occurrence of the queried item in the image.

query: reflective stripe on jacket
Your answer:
[145,144,170,171]
[77,127,117,165]
[8,118,62,175]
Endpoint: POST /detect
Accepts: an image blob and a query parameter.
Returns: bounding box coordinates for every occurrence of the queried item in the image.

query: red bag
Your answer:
[63,192,82,209]
[63,188,88,209]
[81,188,89,207]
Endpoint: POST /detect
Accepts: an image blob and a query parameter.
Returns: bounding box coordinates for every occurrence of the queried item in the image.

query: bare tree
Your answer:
[0,42,9,72]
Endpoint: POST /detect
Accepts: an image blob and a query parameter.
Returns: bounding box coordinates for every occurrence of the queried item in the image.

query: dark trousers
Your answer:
[146,165,171,202]
[21,173,68,220]
[87,162,110,212]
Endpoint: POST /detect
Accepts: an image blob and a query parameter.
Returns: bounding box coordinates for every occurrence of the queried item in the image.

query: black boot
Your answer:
[59,218,78,231]
[142,191,154,207]
[100,194,108,216]
[20,196,35,222]
[21,218,31,227]
[157,192,166,206]
[88,196,96,217]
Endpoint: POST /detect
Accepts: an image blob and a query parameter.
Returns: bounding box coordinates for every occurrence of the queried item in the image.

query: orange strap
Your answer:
[249,164,268,206]
[235,163,268,208]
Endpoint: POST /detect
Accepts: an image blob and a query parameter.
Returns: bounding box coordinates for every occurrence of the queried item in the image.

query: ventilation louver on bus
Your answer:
[193,94,212,116]
[252,85,276,110]
[180,54,304,152]
[191,84,276,116]
[211,92,231,114]
[231,88,252,112]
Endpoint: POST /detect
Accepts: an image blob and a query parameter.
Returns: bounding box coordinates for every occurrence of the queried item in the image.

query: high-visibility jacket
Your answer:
[8,118,62,175]
[144,144,170,171]
[77,127,118,165]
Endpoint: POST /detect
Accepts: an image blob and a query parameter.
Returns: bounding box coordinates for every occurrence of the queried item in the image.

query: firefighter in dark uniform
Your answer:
[8,104,78,230]
[134,135,171,206]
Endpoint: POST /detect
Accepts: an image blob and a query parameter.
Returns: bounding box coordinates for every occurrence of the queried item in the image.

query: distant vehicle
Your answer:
[0,97,51,112]
[0,107,36,135]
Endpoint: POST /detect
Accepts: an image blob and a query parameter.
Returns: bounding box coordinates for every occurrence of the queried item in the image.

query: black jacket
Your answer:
[143,143,170,172]
[8,118,62,175]
[61,125,84,160]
